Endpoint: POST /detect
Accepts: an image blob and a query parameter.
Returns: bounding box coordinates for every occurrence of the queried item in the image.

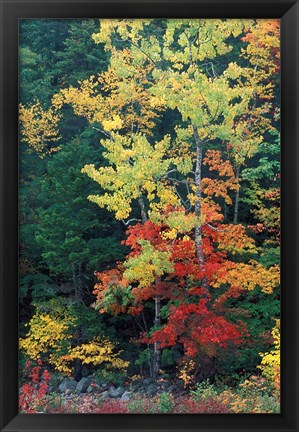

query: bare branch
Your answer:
[91,126,115,141]
[121,218,142,226]
[205,222,229,232]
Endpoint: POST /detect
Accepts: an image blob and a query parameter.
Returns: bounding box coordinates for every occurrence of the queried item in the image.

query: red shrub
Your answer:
[173,396,231,414]
[92,399,128,414]
[19,360,51,413]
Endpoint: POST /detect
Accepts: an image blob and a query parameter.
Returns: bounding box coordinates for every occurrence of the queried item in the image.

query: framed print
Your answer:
[0,0,298,431]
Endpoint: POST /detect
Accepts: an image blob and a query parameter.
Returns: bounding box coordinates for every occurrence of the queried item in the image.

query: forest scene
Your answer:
[19,18,280,414]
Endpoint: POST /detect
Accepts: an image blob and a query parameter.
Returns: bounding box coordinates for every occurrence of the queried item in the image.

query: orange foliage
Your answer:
[212,260,280,294]
[202,150,239,204]
[93,267,130,315]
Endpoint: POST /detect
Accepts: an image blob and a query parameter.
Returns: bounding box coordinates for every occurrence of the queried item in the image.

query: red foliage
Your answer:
[124,220,165,255]
[93,206,249,363]
[151,300,245,357]
[173,396,231,413]
[91,399,128,414]
[19,360,51,413]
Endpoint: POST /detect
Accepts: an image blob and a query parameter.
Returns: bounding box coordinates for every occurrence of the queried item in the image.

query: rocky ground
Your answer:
[50,374,186,401]
[20,373,280,414]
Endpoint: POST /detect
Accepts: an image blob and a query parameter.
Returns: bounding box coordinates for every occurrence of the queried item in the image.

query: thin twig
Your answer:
[121,218,142,226]
[205,222,229,232]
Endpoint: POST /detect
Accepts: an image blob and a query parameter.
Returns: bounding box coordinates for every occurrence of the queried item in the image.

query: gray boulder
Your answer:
[160,381,171,390]
[48,375,61,393]
[76,377,92,394]
[86,385,94,394]
[93,377,108,389]
[109,386,125,398]
[130,383,140,391]
[101,390,110,399]
[121,391,132,402]
[58,378,77,393]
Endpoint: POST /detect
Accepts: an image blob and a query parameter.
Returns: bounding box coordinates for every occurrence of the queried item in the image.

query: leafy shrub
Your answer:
[258,319,280,390]
[173,396,231,414]
[190,379,219,401]
[94,368,127,386]
[157,392,175,413]
[20,308,128,376]
[19,360,51,413]
[219,375,280,413]
[92,399,128,414]
[127,397,156,414]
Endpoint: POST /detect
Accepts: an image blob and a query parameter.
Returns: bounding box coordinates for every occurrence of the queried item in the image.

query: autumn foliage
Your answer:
[19,18,280,413]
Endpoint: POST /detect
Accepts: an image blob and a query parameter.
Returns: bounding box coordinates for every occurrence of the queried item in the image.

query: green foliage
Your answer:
[134,348,152,369]
[191,380,220,400]
[156,392,175,413]
[94,369,127,386]
[19,274,57,302]
[19,18,280,402]
[33,137,125,280]
[127,398,156,414]
[161,348,181,368]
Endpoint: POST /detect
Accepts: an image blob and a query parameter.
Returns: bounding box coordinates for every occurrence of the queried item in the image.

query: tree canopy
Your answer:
[19,19,280,411]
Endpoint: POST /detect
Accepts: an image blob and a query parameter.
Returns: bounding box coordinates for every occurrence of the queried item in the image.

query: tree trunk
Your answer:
[233,165,241,224]
[137,197,161,379]
[153,294,161,379]
[74,325,83,381]
[192,125,204,267]
[138,196,147,224]
[78,261,83,299]
[73,262,83,304]
[73,264,78,301]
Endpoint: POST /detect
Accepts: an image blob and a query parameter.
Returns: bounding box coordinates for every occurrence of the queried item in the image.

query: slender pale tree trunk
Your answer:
[153,291,161,379]
[233,165,241,224]
[73,265,85,380]
[192,125,204,267]
[138,196,147,224]
[137,194,161,379]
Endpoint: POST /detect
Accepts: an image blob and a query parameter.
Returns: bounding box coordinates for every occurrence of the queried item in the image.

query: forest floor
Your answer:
[20,375,280,414]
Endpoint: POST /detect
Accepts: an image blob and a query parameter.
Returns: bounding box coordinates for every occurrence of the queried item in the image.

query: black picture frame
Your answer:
[1,1,298,431]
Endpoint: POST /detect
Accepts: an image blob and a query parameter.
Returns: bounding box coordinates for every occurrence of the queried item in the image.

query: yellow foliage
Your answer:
[19,312,73,373]
[102,115,123,131]
[178,359,195,388]
[219,375,278,413]
[241,19,280,100]
[124,240,173,288]
[258,320,280,389]
[212,260,280,294]
[82,133,175,220]
[60,338,129,369]
[150,208,198,240]
[20,311,128,376]
[19,101,61,157]
[214,224,257,255]
[52,48,161,135]
[19,313,72,360]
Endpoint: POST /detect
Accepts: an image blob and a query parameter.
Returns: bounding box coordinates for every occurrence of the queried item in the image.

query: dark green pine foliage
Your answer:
[34,135,126,301]
[19,19,108,105]
[19,19,69,105]
[19,18,116,305]
[55,19,109,86]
